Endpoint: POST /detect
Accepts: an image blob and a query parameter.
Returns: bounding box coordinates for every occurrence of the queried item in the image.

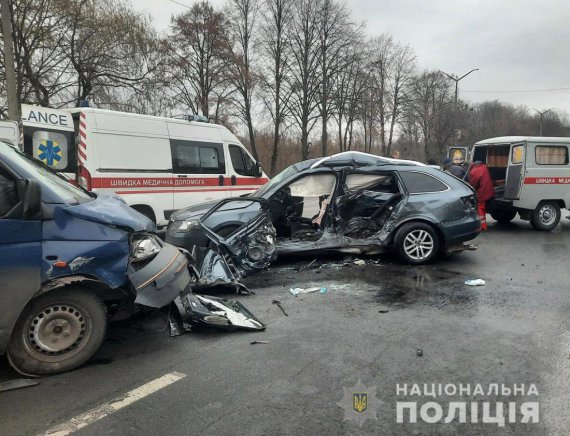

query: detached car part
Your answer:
[169,292,265,335]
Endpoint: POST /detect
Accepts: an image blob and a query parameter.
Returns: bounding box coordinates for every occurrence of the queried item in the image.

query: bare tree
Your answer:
[55,0,157,107]
[385,43,415,157]
[168,1,229,119]
[317,0,358,156]
[403,70,455,161]
[0,0,74,114]
[285,0,321,160]
[259,0,293,174]
[332,42,366,152]
[225,0,260,159]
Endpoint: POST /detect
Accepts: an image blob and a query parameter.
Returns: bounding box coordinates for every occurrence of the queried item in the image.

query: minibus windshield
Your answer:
[4,142,93,204]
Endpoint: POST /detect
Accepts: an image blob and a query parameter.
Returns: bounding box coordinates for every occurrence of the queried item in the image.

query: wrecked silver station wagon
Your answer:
[166,152,481,266]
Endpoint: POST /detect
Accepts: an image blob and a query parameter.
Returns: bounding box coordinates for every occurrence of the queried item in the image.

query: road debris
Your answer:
[378,309,389,314]
[353,259,366,265]
[250,340,269,345]
[272,300,289,316]
[169,292,265,335]
[0,379,39,392]
[465,279,486,286]
[416,349,423,357]
[297,258,317,272]
[289,286,328,296]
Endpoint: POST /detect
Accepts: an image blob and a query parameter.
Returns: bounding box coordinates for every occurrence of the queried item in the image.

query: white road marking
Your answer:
[43,371,187,436]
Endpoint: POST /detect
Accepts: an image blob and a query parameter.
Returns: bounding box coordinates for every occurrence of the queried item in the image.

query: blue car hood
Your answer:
[64,194,155,232]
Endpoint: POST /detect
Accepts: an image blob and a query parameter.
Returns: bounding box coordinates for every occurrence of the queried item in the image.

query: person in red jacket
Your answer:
[467,161,495,230]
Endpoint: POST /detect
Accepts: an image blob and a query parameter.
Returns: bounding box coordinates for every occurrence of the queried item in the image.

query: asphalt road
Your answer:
[2,217,570,435]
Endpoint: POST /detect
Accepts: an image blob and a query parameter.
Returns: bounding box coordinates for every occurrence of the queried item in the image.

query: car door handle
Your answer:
[178,175,187,178]
[219,175,225,186]
[231,175,237,185]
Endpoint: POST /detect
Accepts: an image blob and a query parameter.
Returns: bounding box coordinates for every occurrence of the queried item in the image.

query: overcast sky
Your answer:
[132,0,570,114]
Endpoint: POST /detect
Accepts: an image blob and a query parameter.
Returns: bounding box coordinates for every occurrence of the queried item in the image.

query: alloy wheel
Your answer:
[403,229,435,261]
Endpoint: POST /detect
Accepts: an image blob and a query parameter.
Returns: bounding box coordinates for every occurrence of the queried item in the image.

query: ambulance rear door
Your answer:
[21,105,75,177]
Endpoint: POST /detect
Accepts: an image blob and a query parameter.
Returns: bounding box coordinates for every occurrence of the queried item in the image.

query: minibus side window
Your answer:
[0,167,18,217]
[535,146,569,165]
[171,140,225,174]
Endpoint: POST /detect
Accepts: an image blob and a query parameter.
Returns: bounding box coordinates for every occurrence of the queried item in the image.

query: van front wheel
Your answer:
[530,201,560,231]
[7,289,107,376]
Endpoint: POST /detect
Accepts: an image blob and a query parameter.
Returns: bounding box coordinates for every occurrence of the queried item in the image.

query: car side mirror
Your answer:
[22,179,41,219]
[255,161,263,178]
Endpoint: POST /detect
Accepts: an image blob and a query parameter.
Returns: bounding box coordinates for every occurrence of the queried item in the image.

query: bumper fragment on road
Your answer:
[44,371,186,436]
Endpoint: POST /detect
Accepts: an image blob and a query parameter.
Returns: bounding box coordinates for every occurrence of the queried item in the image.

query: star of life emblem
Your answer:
[337,380,382,427]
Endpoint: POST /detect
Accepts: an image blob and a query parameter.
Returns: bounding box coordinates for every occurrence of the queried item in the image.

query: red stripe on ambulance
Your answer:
[91,177,269,189]
[114,187,256,195]
[524,177,570,184]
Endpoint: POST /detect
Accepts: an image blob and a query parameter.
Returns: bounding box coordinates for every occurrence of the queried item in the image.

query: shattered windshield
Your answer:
[251,164,299,197]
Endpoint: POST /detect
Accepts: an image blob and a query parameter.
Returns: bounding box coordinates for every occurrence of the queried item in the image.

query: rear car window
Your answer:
[535,145,569,165]
[400,171,448,193]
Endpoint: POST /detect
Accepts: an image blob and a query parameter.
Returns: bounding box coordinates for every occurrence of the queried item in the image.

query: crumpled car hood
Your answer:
[64,194,155,232]
[171,200,221,221]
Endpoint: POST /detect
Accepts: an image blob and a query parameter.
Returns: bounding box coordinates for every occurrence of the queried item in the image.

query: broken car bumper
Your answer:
[129,243,191,308]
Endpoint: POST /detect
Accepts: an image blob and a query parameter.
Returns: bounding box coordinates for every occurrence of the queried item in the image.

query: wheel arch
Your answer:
[34,275,131,304]
[541,199,566,209]
[390,218,445,248]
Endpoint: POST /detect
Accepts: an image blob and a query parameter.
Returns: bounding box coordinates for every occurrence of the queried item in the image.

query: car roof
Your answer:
[309,151,426,169]
[475,136,570,145]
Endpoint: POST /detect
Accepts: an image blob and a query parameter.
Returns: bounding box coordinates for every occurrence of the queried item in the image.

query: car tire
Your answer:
[7,289,107,376]
[530,201,560,231]
[394,222,440,265]
[490,209,517,224]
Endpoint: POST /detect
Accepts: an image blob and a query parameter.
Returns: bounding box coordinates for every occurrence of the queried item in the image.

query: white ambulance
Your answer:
[472,136,570,230]
[16,105,268,226]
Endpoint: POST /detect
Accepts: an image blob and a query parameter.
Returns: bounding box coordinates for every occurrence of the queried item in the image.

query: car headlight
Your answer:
[131,235,162,262]
[172,218,200,232]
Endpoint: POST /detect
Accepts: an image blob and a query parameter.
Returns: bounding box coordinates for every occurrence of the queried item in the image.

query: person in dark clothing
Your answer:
[443,157,467,179]
[467,161,494,231]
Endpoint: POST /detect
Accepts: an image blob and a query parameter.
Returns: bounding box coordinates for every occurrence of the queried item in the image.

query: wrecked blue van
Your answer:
[0,140,191,375]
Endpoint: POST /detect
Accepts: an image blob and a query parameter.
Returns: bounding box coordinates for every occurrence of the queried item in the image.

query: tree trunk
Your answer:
[245,97,258,160]
[270,120,281,176]
[301,126,309,160]
[321,111,328,156]
[1,0,20,120]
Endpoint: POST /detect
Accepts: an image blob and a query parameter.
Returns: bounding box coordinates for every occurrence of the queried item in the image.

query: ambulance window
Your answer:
[535,146,569,165]
[511,145,525,164]
[229,145,255,177]
[171,140,225,174]
[23,128,76,173]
